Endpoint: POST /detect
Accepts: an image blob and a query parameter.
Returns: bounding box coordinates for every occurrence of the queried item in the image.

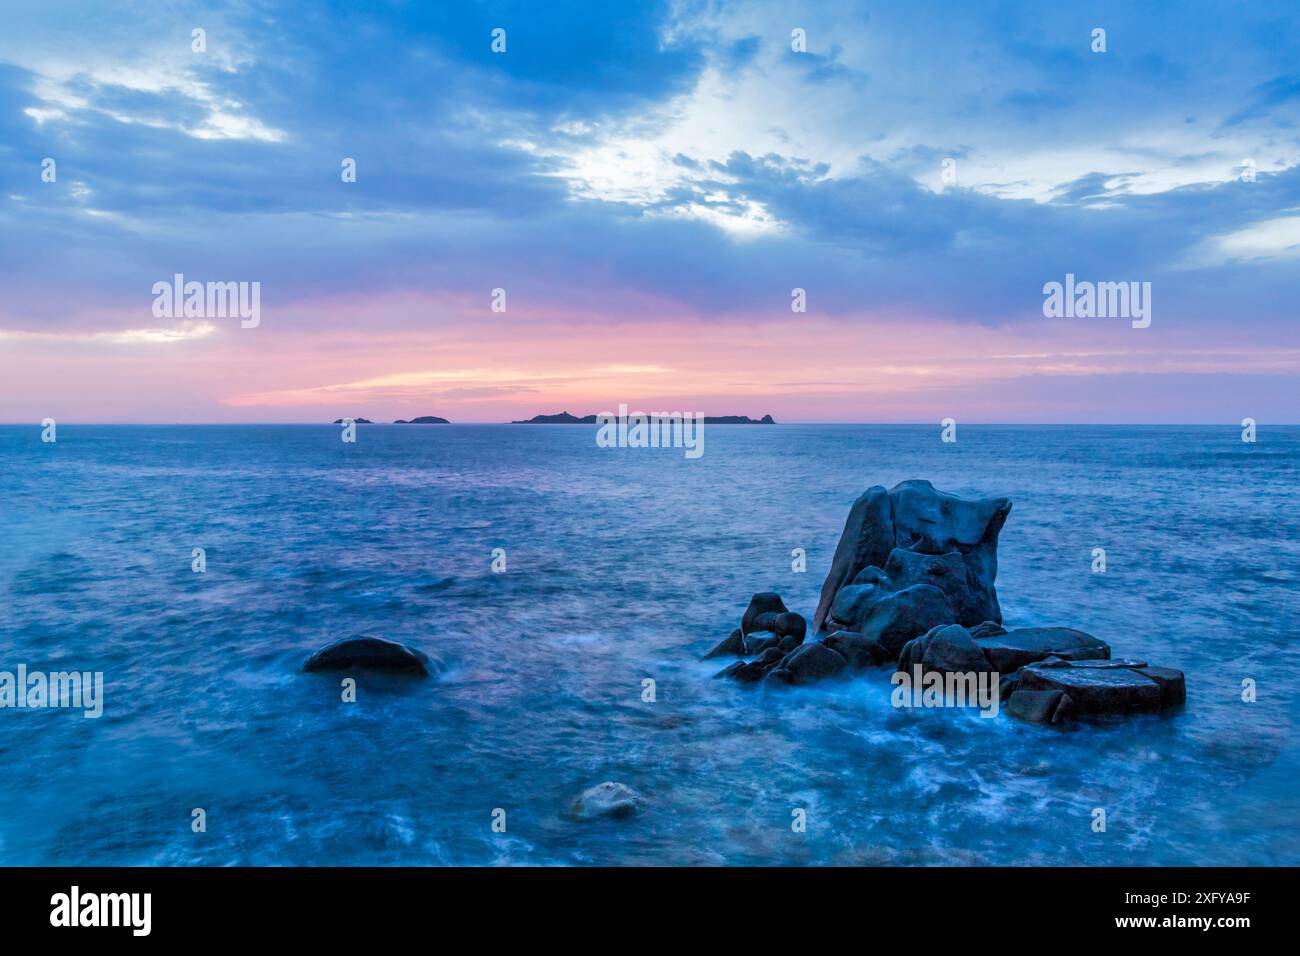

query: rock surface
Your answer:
[742,593,788,636]
[702,628,746,660]
[898,624,995,676]
[814,480,1010,633]
[303,636,437,675]
[571,782,643,820]
[975,627,1110,672]
[857,584,955,655]
[822,630,890,669]
[1016,659,1168,716]
[777,643,847,685]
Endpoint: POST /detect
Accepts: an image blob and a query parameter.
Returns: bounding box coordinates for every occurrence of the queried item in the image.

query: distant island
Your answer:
[511,411,776,424]
[393,416,451,424]
[333,417,374,424]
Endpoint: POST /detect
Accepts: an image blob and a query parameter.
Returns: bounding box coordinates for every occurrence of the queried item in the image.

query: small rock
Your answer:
[303,636,437,676]
[1006,688,1073,724]
[744,631,782,654]
[822,630,890,669]
[897,624,996,676]
[779,643,848,685]
[702,628,746,660]
[742,593,788,635]
[773,611,807,643]
[968,621,1008,639]
[999,672,1019,701]
[571,782,643,820]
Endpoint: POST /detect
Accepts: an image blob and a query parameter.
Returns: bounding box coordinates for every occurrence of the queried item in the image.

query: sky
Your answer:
[0,0,1297,423]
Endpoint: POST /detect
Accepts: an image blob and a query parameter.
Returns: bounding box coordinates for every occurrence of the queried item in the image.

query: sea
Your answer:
[0,423,1296,865]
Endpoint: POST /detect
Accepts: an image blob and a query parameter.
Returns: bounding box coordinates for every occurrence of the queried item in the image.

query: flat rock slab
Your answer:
[976,627,1110,672]
[303,636,437,676]
[1018,661,1163,715]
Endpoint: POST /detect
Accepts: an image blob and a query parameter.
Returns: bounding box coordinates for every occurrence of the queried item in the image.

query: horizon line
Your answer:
[3,421,1295,428]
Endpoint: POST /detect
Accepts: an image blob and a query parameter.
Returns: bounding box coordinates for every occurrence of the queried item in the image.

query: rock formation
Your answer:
[710,479,1186,725]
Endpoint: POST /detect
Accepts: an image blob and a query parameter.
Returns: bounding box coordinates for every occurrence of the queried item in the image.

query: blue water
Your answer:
[0,424,1297,865]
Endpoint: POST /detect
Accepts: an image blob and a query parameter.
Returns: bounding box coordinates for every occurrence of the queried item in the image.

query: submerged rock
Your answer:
[857,584,955,655]
[975,627,1110,672]
[571,782,643,820]
[303,636,436,676]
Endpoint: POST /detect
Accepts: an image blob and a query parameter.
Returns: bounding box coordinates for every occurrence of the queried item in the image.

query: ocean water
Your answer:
[0,423,1297,866]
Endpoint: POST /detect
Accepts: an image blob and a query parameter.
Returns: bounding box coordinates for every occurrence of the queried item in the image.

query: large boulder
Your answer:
[1017,659,1172,716]
[856,584,955,655]
[975,627,1110,672]
[897,624,996,676]
[303,636,437,676]
[814,481,1010,633]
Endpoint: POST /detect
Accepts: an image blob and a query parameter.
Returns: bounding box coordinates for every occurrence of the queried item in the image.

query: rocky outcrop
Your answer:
[814,480,1010,632]
[571,782,643,820]
[711,485,1186,724]
[303,636,437,676]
